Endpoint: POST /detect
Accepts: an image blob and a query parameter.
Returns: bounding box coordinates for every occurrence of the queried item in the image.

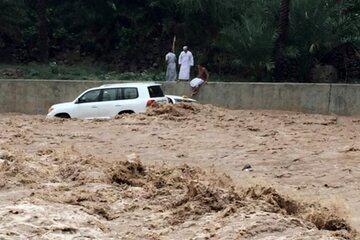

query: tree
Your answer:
[274,0,291,81]
[218,0,278,80]
[0,0,359,82]
[0,0,28,61]
[36,0,49,63]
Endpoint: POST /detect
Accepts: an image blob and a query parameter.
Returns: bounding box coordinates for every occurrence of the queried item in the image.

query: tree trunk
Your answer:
[274,0,290,81]
[36,0,49,63]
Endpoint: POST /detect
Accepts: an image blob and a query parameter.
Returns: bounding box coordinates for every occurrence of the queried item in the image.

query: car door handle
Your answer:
[91,106,98,108]
[115,105,122,107]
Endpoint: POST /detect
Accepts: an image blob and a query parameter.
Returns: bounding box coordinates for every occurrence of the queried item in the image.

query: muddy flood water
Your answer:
[0,103,359,239]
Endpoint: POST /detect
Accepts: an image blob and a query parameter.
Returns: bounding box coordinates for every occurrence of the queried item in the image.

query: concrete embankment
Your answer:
[0,79,359,115]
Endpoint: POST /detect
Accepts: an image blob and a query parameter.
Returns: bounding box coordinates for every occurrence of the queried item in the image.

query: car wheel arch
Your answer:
[55,113,71,118]
[118,110,135,115]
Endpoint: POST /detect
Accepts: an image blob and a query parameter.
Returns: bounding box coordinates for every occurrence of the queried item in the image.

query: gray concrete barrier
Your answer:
[0,80,103,114]
[162,82,332,114]
[0,79,360,116]
[329,84,360,116]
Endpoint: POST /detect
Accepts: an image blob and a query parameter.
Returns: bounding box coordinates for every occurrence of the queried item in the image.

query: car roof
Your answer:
[166,95,191,99]
[166,95,196,101]
[99,82,160,89]
[83,82,161,92]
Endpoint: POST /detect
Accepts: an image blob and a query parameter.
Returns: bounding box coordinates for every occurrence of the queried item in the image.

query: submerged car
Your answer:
[166,95,197,104]
[47,83,168,119]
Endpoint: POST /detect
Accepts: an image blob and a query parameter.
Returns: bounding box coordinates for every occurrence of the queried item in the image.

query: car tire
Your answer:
[55,113,71,119]
[167,97,174,104]
[118,110,135,115]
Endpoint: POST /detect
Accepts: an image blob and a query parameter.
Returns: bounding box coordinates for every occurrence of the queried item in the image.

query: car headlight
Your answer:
[48,107,54,113]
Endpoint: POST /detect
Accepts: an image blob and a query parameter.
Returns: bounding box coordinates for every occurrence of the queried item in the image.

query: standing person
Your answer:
[190,64,209,96]
[178,46,194,81]
[165,49,177,82]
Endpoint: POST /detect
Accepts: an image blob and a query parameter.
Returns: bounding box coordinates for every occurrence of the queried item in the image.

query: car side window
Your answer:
[121,88,138,100]
[78,90,101,103]
[101,88,118,102]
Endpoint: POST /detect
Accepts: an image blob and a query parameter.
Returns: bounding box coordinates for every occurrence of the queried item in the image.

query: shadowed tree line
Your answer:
[0,0,359,81]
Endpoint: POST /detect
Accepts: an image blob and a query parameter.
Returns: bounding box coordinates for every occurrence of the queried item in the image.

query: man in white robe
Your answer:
[178,46,194,81]
[165,49,177,81]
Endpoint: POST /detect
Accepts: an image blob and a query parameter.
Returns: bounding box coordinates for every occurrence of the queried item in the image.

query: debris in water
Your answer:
[242,164,253,172]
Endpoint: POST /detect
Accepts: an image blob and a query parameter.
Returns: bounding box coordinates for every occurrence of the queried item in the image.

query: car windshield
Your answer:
[148,85,164,98]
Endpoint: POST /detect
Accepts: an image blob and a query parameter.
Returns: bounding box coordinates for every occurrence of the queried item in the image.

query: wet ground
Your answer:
[0,104,359,239]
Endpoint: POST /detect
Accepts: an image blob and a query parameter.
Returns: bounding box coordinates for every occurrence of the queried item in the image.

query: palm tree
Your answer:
[36,0,49,63]
[274,0,290,81]
[0,0,25,45]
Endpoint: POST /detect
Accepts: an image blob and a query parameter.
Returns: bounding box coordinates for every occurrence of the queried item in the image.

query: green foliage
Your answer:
[285,0,360,79]
[0,63,166,81]
[218,0,278,80]
[0,0,27,42]
[0,0,359,81]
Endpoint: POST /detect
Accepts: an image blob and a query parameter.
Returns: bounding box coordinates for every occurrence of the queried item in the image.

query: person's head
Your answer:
[169,48,173,53]
[183,46,188,52]
[198,64,205,70]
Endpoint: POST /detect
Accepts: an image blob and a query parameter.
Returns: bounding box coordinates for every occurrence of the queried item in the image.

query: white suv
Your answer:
[47,83,168,119]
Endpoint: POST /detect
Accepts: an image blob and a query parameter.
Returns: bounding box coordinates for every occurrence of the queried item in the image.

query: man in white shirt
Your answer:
[178,46,194,81]
[165,49,177,81]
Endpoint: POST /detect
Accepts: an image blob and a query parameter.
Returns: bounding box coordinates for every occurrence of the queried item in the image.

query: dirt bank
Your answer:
[0,104,359,239]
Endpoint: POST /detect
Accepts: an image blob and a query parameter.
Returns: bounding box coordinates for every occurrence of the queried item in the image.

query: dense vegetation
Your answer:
[0,0,359,81]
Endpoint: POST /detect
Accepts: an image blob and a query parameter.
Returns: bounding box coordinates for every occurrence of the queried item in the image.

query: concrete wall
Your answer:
[162,82,332,114]
[0,80,103,114]
[329,84,360,116]
[1,79,360,116]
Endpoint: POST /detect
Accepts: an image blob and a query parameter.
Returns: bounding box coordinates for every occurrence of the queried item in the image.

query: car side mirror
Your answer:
[75,99,82,104]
